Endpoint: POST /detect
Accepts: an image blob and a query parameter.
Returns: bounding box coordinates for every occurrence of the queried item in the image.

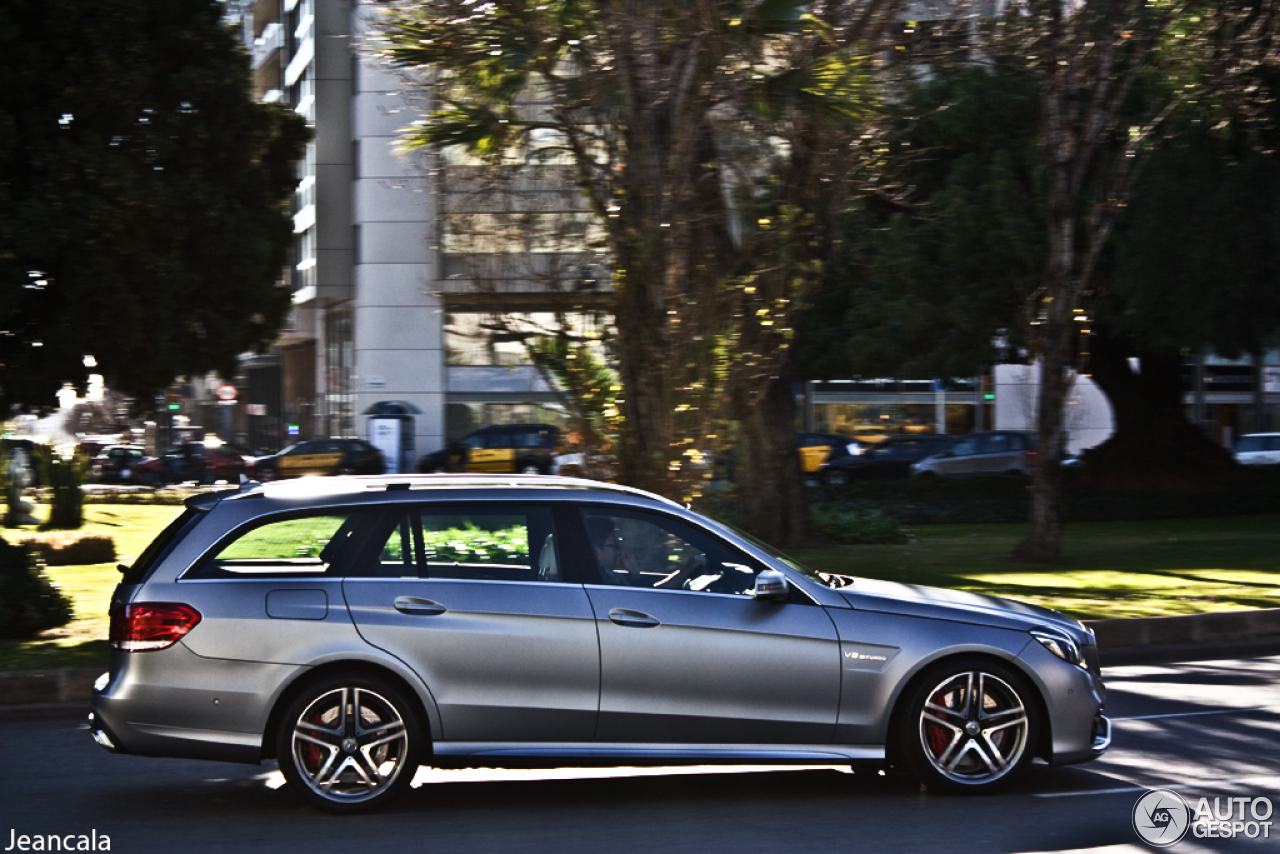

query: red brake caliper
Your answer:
[925,690,951,756]
[303,712,326,771]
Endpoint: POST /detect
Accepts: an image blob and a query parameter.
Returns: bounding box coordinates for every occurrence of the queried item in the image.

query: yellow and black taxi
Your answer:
[252,438,385,480]
[796,432,860,474]
[417,424,560,475]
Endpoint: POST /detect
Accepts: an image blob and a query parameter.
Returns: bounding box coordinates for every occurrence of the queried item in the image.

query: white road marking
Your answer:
[1034,774,1280,799]
[1112,705,1277,721]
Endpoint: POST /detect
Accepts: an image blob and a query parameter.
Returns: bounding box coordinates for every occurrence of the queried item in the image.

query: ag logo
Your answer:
[1133,789,1190,847]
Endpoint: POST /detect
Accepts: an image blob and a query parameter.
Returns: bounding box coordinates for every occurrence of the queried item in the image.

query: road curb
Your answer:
[3,609,1278,721]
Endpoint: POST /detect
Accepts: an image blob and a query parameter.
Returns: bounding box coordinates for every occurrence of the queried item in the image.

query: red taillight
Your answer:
[1026,450,1038,467]
[110,603,202,652]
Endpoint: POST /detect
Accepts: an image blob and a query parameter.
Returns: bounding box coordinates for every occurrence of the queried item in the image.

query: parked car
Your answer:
[796,432,861,474]
[132,442,255,486]
[89,445,146,484]
[91,473,1109,813]
[820,435,955,485]
[911,431,1038,478]
[1234,433,1280,465]
[252,439,385,480]
[417,424,560,475]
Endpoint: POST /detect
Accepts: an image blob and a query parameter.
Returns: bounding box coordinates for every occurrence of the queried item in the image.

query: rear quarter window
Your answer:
[185,511,367,578]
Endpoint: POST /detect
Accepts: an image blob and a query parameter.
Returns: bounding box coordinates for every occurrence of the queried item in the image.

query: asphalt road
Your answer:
[3,656,1279,854]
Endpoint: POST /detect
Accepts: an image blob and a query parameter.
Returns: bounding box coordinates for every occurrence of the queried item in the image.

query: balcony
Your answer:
[251,22,283,71]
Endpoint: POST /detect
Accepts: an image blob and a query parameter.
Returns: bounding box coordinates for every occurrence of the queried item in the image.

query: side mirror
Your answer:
[752,569,790,603]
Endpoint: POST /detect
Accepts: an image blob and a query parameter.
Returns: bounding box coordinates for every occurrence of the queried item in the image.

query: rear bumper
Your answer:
[89,645,302,765]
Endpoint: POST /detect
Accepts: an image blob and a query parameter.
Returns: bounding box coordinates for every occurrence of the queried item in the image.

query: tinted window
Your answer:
[1237,436,1266,453]
[190,512,363,577]
[580,507,762,596]
[982,434,1013,454]
[949,437,978,456]
[376,505,560,583]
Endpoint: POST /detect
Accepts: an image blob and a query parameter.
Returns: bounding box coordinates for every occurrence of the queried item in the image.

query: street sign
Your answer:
[215,383,238,402]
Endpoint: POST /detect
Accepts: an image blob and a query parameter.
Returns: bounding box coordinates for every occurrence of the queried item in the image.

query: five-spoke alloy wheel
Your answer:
[276,675,422,813]
[897,659,1038,793]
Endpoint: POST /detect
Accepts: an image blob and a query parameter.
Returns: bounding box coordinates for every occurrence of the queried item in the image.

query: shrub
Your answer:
[37,451,87,530]
[0,536,74,639]
[17,533,117,566]
[810,505,912,545]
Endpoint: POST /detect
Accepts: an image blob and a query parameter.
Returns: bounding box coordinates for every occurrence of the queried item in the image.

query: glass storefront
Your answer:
[445,402,572,441]
[814,403,975,442]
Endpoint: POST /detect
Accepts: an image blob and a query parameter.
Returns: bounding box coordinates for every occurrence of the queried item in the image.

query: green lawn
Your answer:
[792,513,1280,620]
[2,504,184,671]
[3,503,1279,671]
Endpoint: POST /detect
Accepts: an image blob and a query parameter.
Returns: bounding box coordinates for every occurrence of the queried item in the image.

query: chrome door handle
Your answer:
[608,608,660,628]
[394,596,446,616]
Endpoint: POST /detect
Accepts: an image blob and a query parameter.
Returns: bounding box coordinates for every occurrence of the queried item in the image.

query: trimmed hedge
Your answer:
[17,533,117,566]
[0,536,74,639]
[811,466,1280,526]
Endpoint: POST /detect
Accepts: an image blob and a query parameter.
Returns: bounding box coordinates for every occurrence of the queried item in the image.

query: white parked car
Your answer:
[1234,433,1280,465]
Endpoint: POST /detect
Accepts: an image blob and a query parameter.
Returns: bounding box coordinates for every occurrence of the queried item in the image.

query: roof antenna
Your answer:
[239,473,261,493]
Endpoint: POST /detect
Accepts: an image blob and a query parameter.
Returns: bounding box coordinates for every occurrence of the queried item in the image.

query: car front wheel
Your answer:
[275,674,422,813]
[896,658,1039,794]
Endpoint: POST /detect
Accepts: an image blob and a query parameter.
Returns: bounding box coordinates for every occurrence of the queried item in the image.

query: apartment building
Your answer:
[223,0,601,470]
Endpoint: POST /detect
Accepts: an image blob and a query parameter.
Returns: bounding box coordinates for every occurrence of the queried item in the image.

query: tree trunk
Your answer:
[1080,332,1239,489]
[733,366,809,549]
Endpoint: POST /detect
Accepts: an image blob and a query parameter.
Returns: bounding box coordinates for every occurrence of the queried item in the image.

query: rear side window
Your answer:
[1237,436,1266,453]
[187,512,365,578]
[372,505,560,583]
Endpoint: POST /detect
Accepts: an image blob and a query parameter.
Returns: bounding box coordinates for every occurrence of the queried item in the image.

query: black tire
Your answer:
[336,465,356,476]
[517,459,544,475]
[822,468,850,487]
[895,657,1039,794]
[275,673,423,814]
[257,467,276,482]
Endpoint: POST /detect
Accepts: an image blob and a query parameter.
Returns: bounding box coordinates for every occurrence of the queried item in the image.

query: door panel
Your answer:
[344,579,599,742]
[342,503,598,744]
[585,586,841,744]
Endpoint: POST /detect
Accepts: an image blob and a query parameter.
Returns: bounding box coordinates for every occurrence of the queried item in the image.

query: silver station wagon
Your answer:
[90,475,1110,812]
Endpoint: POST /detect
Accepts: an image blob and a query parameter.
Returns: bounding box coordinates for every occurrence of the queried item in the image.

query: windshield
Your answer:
[703,515,845,588]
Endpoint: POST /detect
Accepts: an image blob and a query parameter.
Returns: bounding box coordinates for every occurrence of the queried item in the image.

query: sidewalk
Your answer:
[4,609,1279,722]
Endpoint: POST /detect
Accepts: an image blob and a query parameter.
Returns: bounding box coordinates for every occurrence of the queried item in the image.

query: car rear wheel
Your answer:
[896,658,1039,794]
[517,460,543,475]
[822,468,850,487]
[337,465,355,476]
[275,674,422,814]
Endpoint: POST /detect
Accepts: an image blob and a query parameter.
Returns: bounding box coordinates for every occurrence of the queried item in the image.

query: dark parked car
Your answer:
[90,445,146,484]
[820,435,955,485]
[90,474,1109,813]
[252,439,385,480]
[418,424,560,475]
[133,442,255,486]
[911,431,1038,478]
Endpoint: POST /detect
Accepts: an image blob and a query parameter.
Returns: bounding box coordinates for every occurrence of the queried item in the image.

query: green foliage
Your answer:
[1108,102,1280,358]
[810,505,911,545]
[37,451,87,531]
[421,525,529,565]
[813,468,1280,525]
[527,335,621,444]
[0,536,74,640]
[800,64,1043,382]
[0,0,309,409]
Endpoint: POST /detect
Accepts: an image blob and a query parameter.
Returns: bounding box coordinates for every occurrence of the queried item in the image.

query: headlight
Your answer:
[1031,628,1086,668]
